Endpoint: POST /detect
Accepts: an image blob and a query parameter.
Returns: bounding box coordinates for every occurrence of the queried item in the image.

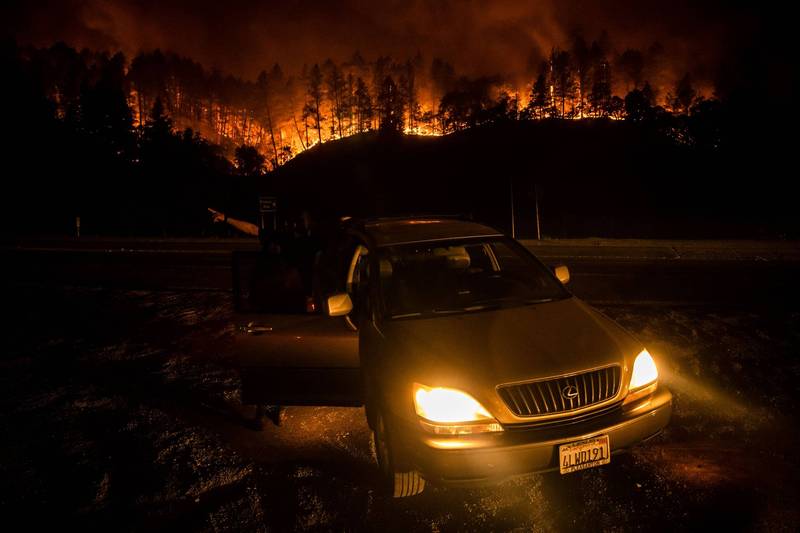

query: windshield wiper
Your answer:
[390,312,423,319]
[432,303,506,314]
[436,309,476,314]
[471,297,555,308]
[391,297,556,319]
[521,297,556,304]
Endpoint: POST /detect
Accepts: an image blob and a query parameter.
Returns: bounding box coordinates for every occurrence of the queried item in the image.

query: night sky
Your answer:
[2,0,787,95]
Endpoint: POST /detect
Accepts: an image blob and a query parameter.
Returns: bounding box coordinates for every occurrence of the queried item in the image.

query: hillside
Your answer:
[270,120,795,239]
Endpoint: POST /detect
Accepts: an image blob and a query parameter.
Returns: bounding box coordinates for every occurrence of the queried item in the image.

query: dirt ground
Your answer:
[1,285,799,531]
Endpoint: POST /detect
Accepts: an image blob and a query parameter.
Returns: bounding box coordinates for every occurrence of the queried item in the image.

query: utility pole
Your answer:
[534,184,541,240]
[510,177,516,238]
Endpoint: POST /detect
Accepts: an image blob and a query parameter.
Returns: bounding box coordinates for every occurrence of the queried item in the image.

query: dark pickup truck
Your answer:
[234,217,671,497]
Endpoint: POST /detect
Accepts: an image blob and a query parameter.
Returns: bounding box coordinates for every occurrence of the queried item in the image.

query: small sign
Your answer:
[259,196,278,213]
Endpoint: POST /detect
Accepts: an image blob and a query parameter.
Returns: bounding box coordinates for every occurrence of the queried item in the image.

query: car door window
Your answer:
[347,245,370,322]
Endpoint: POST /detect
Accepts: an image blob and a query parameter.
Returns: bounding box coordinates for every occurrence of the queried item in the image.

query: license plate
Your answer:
[559,435,611,474]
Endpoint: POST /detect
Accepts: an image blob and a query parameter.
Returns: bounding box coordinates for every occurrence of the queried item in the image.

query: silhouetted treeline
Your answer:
[2,40,250,236]
[5,37,733,169]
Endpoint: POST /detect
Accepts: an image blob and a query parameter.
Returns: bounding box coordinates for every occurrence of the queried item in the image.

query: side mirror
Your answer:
[326,293,353,317]
[553,264,570,285]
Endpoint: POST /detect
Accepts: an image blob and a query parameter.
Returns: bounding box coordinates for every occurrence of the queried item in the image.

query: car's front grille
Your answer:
[497,365,622,417]
[503,401,624,432]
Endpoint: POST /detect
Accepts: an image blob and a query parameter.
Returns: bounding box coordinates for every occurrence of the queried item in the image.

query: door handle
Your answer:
[239,322,273,335]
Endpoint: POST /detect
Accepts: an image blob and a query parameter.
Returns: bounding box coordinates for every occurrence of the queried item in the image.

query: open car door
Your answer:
[235,313,360,406]
[232,244,362,406]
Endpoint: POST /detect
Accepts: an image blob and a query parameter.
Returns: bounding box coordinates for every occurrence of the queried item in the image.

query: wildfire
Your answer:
[120,48,711,169]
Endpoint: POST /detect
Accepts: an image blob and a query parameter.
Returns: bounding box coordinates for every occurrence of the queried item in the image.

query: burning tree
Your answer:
[7,33,721,172]
[377,76,404,132]
[303,64,325,145]
[234,144,266,176]
[525,69,551,119]
[354,77,374,133]
[668,74,697,115]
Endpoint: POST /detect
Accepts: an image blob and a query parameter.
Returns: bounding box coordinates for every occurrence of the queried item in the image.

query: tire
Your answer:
[373,410,426,498]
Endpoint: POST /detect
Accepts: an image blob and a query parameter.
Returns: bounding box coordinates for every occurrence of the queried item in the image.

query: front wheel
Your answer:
[373,410,426,498]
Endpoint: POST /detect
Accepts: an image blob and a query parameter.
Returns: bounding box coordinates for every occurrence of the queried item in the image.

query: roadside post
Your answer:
[534,184,541,240]
[258,196,278,233]
[510,177,516,238]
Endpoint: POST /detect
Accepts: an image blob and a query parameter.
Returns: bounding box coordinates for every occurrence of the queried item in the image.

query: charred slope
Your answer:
[269,120,795,239]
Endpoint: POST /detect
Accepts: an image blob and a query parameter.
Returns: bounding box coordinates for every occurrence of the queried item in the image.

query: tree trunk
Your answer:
[292,112,306,150]
[137,91,144,128]
[337,90,343,138]
[315,107,322,144]
[265,98,279,168]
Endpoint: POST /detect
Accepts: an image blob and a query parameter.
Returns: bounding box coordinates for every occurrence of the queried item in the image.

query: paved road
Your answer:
[6,236,799,261]
[4,239,799,306]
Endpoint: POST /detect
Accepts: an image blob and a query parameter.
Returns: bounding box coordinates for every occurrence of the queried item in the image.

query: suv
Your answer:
[235,217,671,497]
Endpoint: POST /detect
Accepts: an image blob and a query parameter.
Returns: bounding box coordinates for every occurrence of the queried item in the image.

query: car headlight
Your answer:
[413,384,502,434]
[629,349,658,390]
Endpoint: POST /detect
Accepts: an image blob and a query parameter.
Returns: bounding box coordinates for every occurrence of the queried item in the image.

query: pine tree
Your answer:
[354,77,373,133]
[589,61,612,116]
[303,64,324,144]
[550,49,576,118]
[669,74,696,115]
[377,76,403,132]
[526,70,549,119]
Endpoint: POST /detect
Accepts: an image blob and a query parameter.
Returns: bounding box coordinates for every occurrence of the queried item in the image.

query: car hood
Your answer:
[381,297,641,407]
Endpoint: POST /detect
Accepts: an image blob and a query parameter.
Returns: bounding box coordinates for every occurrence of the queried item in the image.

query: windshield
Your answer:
[378,238,570,319]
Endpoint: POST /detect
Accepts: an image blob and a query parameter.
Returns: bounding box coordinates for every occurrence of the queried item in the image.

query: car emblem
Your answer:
[561,385,579,400]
